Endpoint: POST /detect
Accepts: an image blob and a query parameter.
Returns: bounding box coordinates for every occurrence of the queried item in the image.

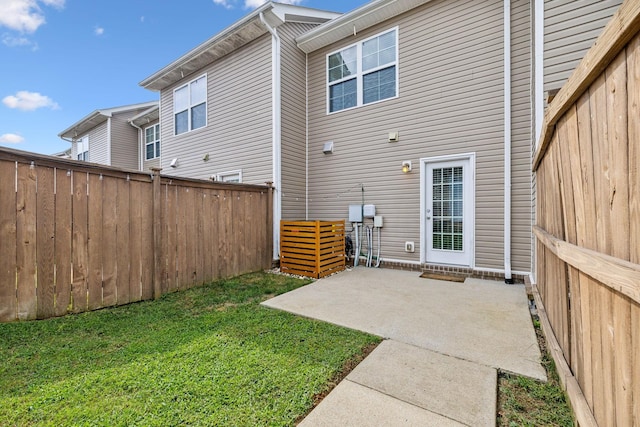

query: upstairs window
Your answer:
[174,74,207,135]
[327,28,398,113]
[145,124,160,160]
[76,136,88,161]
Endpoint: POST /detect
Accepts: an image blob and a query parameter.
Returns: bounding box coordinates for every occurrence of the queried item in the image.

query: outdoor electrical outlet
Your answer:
[405,241,415,252]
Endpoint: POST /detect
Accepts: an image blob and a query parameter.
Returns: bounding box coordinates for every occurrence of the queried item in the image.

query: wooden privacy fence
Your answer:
[280,220,345,279]
[532,2,640,426]
[0,147,273,322]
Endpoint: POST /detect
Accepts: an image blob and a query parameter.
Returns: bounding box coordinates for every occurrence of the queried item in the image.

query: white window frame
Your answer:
[173,74,207,135]
[76,135,89,161]
[216,169,243,183]
[326,27,399,114]
[144,123,160,160]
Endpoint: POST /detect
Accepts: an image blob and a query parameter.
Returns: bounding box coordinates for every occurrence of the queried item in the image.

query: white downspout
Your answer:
[260,12,282,260]
[129,120,144,171]
[106,117,112,166]
[504,0,513,283]
[305,52,309,221]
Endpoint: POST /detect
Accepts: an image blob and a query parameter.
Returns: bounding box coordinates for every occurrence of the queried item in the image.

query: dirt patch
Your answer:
[295,341,380,424]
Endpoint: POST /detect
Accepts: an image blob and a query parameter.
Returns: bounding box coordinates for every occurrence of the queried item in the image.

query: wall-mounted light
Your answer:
[401,160,412,173]
[388,131,399,142]
[170,158,179,168]
[203,153,210,162]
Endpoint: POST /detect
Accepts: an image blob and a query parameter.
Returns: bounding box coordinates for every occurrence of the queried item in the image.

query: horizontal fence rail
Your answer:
[280,220,345,279]
[0,147,273,322]
[533,2,640,425]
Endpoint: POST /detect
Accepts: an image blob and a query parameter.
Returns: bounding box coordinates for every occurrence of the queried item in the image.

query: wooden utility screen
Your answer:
[280,220,345,279]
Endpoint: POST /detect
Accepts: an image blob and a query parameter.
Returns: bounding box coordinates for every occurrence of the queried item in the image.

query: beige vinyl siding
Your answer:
[511,0,533,273]
[280,22,316,221]
[87,124,108,165]
[544,0,622,92]
[142,118,161,172]
[111,110,143,170]
[160,35,273,185]
[307,0,515,270]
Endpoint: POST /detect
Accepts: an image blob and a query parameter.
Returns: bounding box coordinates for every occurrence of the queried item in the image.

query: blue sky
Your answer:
[0,0,364,155]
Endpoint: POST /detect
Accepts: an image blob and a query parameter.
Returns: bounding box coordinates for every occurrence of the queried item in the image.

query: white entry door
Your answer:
[424,157,474,266]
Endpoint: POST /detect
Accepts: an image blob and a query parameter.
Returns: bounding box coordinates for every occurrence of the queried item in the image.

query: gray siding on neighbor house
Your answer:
[86,123,108,165]
[544,0,622,92]
[111,110,144,170]
[142,118,161,172]
[307,0,531,272]
[280,22,316,221]
[160,34,273,185]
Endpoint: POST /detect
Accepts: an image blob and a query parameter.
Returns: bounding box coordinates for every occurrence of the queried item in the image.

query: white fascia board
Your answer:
[140,3,339,92]
[296,0,432,53]
[58,101,158,139]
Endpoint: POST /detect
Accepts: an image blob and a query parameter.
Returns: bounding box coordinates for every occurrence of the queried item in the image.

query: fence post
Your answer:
[265,182,274,269]
[152,168,162,299]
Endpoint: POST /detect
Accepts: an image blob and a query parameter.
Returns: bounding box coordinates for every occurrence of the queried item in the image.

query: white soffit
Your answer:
[139,3,339,92]
[297,0,433,53]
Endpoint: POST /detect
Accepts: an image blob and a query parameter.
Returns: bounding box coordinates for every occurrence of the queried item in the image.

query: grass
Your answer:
[0,272,380,426]
[497,316,575,426]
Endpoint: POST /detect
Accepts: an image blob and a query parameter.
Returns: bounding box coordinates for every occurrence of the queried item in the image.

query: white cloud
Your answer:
[94,26,104,36]
[0,133,25,144]
[2,91,59,111]
[0,0,65,33]
[212,0,302,9]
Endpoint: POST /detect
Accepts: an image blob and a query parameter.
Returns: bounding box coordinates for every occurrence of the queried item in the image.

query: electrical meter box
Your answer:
[349,204,362,223]
[363,204,376,218]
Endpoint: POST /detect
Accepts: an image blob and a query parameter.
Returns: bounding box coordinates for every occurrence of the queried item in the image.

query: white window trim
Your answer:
[326,27,399,115]
[76,135,89,161]
[216,169,243,183]
[173,73,207,135]
[144,123,160,160]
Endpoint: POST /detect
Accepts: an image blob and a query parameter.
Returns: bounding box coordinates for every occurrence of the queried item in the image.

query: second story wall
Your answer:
[544,0,622,92]
[280,22,317,220]
[159,34,273,185]
[86,122,109,165]
[111,110,144,170]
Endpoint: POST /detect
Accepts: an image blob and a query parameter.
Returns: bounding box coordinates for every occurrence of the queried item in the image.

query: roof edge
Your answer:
[297,0,432,53]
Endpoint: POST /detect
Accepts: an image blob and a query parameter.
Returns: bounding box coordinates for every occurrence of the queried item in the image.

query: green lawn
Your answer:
[0,272,380,426]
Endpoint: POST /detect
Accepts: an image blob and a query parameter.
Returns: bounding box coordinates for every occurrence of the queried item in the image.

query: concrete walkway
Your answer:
[262,267,545,426]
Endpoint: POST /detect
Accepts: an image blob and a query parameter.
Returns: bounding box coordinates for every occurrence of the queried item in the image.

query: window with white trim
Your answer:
[145,123,160,160]
[174,74,207,135]
[327,28,398,113]
[216,170,242,183]
[76,136,88,161]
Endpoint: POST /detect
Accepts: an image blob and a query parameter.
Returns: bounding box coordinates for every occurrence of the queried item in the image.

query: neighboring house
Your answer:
[138,0,623,282]
[58,101,158,170]
[129,104,161,171]
[51,148,71,159]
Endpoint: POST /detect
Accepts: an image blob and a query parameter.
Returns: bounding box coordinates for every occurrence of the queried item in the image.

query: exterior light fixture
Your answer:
[401,160,412,173]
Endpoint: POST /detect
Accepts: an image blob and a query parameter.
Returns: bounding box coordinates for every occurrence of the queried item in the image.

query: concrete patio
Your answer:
[262,267,545,426]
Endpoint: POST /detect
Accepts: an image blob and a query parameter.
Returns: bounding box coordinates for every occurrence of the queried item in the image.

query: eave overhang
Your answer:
[139,2,340,92]
[296,0,432,53]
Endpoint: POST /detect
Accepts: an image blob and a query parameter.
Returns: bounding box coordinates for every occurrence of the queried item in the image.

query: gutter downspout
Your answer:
[305,52,309,221]
[504,0,513,283]
[129,120,144,171]
[106,116,112,166]
[260,12,282,260]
